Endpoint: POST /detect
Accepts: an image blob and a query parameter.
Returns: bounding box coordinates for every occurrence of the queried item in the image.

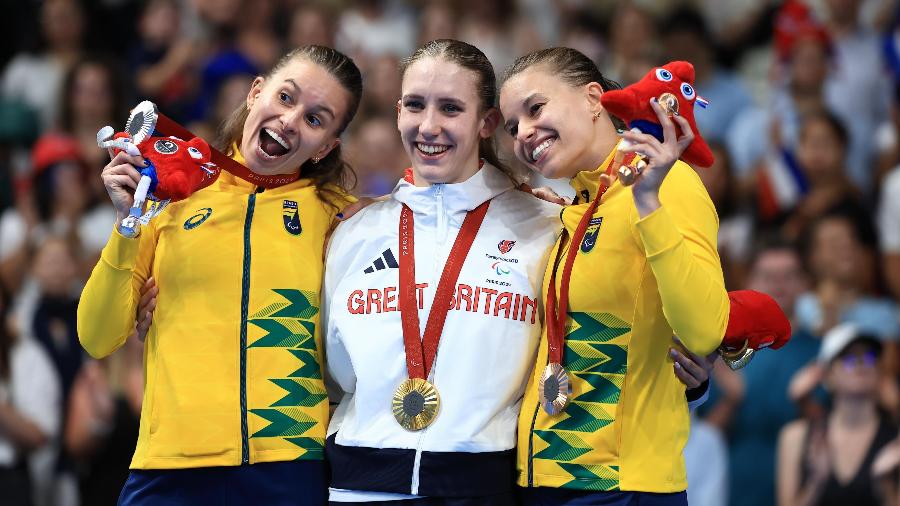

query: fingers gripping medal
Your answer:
[393,201,490,431]
[541,153,635,415]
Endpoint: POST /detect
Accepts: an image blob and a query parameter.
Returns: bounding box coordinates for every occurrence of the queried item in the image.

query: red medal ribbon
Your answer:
[545,153,635,364]
[156,113,301,189]
[399,201,490,379]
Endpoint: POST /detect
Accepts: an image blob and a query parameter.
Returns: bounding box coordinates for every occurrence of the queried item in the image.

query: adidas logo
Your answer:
[364,249,399,274]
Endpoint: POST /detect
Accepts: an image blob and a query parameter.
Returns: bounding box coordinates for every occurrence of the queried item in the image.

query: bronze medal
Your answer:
[538,362,571,415]
[392,378,441,431]
[541,154,634,416]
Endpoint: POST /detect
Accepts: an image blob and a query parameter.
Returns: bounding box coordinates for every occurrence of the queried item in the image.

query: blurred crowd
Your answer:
[0,0,899,505]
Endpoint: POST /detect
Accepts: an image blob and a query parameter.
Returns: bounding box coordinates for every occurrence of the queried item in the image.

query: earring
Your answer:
[312,157,320,164]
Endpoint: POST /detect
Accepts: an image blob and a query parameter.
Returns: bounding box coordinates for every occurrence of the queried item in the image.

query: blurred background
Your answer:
[0,0,899,505]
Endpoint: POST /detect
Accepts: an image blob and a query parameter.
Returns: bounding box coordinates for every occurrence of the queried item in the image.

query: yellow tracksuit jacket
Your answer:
[78,156,346,470]
[517,149,729,492]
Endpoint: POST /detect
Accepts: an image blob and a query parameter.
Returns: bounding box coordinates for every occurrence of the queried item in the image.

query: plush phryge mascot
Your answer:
[97,101,220,236]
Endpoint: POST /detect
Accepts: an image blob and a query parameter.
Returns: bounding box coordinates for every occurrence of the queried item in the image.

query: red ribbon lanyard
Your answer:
[398,201,490,379]
[545,153,635,364]
[156,113,301,189]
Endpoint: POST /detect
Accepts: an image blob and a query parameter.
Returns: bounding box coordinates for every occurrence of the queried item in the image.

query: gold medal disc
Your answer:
[392,378,440,431]
[538,363,571,415]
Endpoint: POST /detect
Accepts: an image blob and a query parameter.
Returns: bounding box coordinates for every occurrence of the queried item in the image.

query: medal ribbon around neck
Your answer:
[156,113,301,189]
[541,151,635,415]
[394,200,490,430]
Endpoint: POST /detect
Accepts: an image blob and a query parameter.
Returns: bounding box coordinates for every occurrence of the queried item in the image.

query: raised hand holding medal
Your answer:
[393,201,490,431]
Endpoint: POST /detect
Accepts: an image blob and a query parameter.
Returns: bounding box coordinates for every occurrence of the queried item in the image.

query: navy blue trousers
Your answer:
[521,488,687,506]
[118,460,327,505]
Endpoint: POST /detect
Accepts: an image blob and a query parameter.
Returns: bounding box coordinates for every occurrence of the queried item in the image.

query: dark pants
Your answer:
[0,462,32,506]
[118,460,327,505]
[329,492,519,506]
[520,488,687,506]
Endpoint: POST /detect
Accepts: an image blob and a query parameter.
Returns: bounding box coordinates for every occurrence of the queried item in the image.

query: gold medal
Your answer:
[392,378,440,431]
[538,362,570,415]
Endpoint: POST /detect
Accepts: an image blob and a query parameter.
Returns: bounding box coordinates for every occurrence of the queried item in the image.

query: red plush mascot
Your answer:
[600,61,713,185]
[97,101,220,236]
[599,62,792,368]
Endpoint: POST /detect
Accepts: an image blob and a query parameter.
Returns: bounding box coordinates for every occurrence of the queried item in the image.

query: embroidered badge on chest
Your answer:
[282,200,302,236]
[580,217,603,253]
[183,207,212,230]
[498,240,516,254]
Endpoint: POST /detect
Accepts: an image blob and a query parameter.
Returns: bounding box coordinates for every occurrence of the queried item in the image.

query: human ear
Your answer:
[246,76,265,110]
[479,108,501,139]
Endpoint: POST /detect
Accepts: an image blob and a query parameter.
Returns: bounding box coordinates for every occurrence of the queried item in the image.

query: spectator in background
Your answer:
[65,335,142,506]
[457,0,518,70]
[778,324,898,506]
[659,6,754,148]
[0,286,62,506]
[0,0,85,130]
[29,237,83,406]
[727,0,831,181]
[129,0,198,123]
[58,56,128,181]
[0,135,91,294]
[684,414,728,506]
[711,239,822,506]
[417,2,457,47]
[288,4,336,49]
[357,54,402,119]
[335,0,415,67]
[822,0,892,193]
[796,212,898,342]
[345,116,407,196]
[187,72,254,143]
[695,142,753,289]
[779,112,868,242]
[879,89,900,299]
[600,1,657,86]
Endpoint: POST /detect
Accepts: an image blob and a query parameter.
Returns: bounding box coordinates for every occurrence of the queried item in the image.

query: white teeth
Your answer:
[264,128,290,150]
[416,143,449,155]
[531,138,554,161]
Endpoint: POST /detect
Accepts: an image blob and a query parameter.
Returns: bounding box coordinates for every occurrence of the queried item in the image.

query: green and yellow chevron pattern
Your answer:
[534,311,630,490]
[247,289,325,460]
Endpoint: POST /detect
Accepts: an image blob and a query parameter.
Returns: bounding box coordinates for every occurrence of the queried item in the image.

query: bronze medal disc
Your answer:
[538,362,571,415]
[392,378,440,431]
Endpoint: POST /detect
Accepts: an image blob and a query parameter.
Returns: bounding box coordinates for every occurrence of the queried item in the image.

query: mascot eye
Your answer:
[188,146,202,160]
[680,83,696,100]
[655,68,673,82]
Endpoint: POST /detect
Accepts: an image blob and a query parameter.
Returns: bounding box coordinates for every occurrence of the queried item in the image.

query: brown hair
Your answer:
[501,47,626,132]
[219,45,363,205]
[399,39,516,182]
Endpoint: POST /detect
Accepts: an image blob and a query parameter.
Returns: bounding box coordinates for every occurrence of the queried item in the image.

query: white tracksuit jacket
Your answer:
[323,164,560,498]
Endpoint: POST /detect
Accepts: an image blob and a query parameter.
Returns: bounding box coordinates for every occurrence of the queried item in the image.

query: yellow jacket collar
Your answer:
[569,141,621,204]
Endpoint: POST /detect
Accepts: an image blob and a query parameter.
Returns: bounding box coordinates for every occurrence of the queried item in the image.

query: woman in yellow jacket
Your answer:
[498,48,729,506]
[77,45,362,505]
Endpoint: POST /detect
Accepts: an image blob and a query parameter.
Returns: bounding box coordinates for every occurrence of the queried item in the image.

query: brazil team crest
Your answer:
[283,200,302,236]
[580,217,603,253]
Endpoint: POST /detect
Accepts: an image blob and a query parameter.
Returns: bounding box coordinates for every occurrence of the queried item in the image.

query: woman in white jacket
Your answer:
[323,39,559,505]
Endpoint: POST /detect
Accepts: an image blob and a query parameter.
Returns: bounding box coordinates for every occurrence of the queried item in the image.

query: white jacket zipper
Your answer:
[412,183,445,495]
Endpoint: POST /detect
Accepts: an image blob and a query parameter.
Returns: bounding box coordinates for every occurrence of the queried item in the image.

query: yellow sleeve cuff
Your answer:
[100,225,141,270]
[635,206,683,259]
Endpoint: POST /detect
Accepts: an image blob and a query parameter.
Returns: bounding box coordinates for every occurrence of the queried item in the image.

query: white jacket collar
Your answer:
[392,163,513,217]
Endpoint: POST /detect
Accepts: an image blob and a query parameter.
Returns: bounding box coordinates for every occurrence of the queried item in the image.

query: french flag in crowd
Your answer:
[757,147,808,220]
